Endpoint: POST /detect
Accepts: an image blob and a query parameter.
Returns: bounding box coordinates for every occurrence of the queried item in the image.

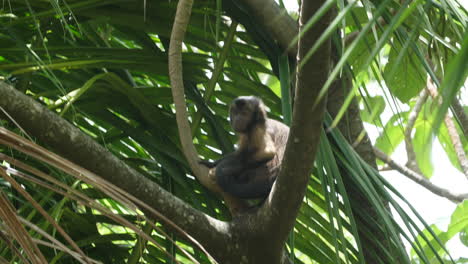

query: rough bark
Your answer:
[327,75,394,262]
[0,82,233,259]
[261,0,330,253]
[427,81,468,179]
[237,0,298,56]
[451,97,468,138]
[327,76,378,169]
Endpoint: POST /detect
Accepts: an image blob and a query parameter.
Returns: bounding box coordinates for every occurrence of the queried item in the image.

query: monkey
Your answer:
[200,96,289,199]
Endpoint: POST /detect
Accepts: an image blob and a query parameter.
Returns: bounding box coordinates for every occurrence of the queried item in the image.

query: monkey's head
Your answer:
[229,96,267,133]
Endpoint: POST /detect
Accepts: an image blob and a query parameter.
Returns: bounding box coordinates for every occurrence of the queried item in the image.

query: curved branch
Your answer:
[168,0,208,185]
[167,0,247,214]
[374,147,468,203]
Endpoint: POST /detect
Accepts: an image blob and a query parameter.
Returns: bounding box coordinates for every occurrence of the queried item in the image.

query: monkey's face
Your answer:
[229,96,266,133]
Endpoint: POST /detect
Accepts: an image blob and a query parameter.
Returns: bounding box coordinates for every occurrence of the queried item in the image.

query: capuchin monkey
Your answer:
[200,96,289,199]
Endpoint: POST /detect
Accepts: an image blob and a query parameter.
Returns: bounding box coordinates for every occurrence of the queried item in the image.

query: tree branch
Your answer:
[0,82,229,254]
[451,96,468,138]
[168,0,248,214]
[326,63,393,264]
[168,0,208,186]
[427,80,468,179]
[374,147,468,203]
[327,75,378,169]
[263,0,330,245]
[404,88,429,174]
[237,0,298,56]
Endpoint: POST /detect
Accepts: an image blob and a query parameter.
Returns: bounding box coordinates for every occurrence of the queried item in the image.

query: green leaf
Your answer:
[461,231,468,247]
[375,113,407,155]
[227,56,272,74]
[438,123,463,172]
[348,34,377,74]
[413,119,434,178]
[447,200,468,239]
[384,44,426,103]
[432,33,468,134]
[411,224,447,261]
[360,95,386,124]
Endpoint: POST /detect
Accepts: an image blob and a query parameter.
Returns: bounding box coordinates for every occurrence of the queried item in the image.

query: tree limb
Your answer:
[427,80,468,179]
[404,88,429,174]
[168,0,248,214]
[374,147,468,203]
[263,0,331,246]
[326,64,394,264]
[168,0,208,186]
[451,96,468,138]
[0,82,229,254]
[237,0,298,56]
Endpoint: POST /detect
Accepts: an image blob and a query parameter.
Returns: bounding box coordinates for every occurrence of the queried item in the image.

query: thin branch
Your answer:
[374,147,468,203]
[451,97,468,139]
[427,80,468,179]
[168,0,207,185]
[404,88,429,174]
[167,0,248,214]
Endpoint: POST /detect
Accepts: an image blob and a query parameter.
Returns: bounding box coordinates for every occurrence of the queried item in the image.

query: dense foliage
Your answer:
[0,0,466,263]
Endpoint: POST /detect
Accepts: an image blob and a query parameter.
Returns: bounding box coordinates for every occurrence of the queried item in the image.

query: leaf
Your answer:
[413,119,434,178]
[384,44,426,103]
[227,56,272,74]
[348,34,377,74]
[345,6,368,27]
[410,224,447,261]
[432,33,468,134]
[415,201,468,261]
[375,113,407,155]
[360,95,386,124]
[461,231,468,247]
[447,200,468,239]
[438,123,462,172]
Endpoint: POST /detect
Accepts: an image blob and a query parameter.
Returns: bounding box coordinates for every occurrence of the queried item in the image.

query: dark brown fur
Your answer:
[200,96,289,199]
